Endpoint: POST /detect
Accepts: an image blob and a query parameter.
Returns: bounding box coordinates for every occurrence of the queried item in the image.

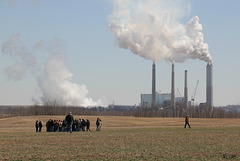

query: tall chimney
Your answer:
[184,70,188,108]
[206,63,213,113]
[171,62,175,116]
[152,62,156,108]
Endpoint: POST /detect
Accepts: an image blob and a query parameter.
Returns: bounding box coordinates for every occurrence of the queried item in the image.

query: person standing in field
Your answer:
[39,121,42,132]
[35,120,39,132]
[65,112,74,133]
[184,114,191,128]
[99,118,102,131]
[81,119,86,131]
[96,118,100,131]
[46,119,51,132]
[86,119,91,131]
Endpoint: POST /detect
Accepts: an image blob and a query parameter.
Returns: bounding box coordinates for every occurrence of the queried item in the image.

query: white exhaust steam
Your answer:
[109,0,212,63]
[38,54,99,106]
[2,34,105,107]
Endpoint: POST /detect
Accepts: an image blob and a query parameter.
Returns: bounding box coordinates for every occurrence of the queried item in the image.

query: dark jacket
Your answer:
[39,121,42,128]
[185,116,189,123]
[65,114,74,124]
[96,119,100,126]
[35,121,38,127]
[86,120,90,127]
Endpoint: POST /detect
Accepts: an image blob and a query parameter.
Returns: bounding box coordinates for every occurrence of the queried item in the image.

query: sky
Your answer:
[0,0,240,107]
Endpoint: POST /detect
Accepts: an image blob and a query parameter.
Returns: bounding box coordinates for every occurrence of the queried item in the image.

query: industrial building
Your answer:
[140,92,183,108]
[206,63,213,112]
[140,62,213,112]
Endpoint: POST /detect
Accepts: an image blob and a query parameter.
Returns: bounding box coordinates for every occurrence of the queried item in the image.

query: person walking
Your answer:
[184,114,191,128]
[39,121,42,132]
[35,120,39,132]
[65,112,74,133]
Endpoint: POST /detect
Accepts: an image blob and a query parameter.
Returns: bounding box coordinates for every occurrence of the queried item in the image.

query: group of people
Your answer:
[45,114,91,133]
[36,112,190,132]
[63,112,93,133]
[35,120,43,132]
[35,112,102,133]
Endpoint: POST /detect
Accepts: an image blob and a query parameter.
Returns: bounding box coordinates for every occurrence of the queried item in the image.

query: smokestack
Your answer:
[152,62,156,108]
[206,63,213,112]
[171,62,175,116]
[184,70,188,108]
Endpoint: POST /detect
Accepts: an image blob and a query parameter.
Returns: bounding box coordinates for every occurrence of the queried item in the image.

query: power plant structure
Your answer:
[184,70,188,108]
[140,62,213,117]
[206,63,213,113]
[171,62,176,116]
[152,62,156,108]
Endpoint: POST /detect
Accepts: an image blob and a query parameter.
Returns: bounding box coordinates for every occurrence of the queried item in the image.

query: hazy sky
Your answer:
[0,0,240,106]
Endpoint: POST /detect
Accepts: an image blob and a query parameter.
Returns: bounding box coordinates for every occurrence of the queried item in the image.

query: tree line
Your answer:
[0,104,240,119]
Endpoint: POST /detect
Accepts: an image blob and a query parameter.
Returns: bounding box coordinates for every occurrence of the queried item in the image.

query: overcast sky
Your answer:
[0,0,240,106]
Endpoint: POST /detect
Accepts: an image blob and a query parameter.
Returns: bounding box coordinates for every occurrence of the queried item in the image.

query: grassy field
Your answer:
[0,116,240,160]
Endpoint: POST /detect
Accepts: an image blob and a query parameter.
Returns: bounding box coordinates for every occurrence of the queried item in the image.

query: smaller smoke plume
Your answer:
[1,34,105,107]
[1,34,36,80]
[38,54,100,106]
[5,63,28,81]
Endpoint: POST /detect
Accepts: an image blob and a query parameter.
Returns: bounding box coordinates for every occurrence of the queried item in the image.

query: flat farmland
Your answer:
[0,116,240,160]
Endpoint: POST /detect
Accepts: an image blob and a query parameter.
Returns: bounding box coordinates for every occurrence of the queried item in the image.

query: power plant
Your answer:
[206,63,213,113]
[171,62,175,116]
[140,62,214,116]
[184,70,188,108]
[152,62,156,108]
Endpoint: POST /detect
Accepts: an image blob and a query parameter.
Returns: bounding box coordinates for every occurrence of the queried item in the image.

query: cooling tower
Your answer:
[184,70,188,108]
[206,63,213,111]
[171,62,175,116]
[152,62,156,108]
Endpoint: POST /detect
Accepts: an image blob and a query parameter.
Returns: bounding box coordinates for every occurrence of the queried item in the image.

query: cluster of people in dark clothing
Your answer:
[45,118,91,132]
[35,112,103,133]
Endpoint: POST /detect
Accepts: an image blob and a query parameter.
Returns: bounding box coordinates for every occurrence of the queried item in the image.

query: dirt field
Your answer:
[0,116,240,160]
[0,115,239,132]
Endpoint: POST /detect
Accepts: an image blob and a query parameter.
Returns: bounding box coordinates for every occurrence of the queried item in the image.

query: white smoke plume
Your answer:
[2,34,36,80]
[109,0,212,63]
[1,34,105,107]
[5,63,28,81]
[38,54,102,107]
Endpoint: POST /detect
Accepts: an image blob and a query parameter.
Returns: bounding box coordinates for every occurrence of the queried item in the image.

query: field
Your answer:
[0,116,240,160]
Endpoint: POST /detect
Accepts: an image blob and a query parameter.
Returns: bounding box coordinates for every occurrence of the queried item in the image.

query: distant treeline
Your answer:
[0,104,240,119]
[0,105,135,119]
[134,105,240,118]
